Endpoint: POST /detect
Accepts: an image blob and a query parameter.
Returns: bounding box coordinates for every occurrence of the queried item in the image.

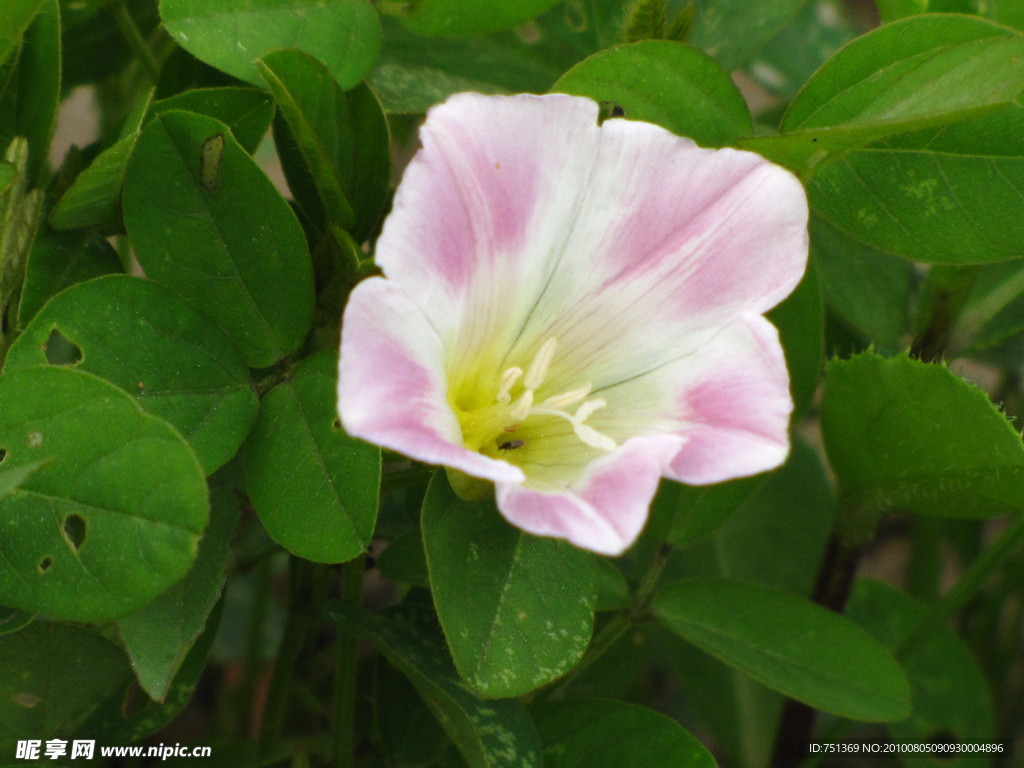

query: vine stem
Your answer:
[333,554,366,768]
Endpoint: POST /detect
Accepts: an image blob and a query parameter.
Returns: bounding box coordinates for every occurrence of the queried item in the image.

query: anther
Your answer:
[524,338,557,391]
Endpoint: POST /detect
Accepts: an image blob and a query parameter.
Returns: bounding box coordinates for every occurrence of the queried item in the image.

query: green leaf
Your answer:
[328,602,542,768]
[746,15,1024,171]
[0,366,208,621]
[876,0,929,22]
[51,87,274,232]
[245,352,380,563]
[123,110,314,368]
[811,216,915,349]
[116,462,240,701]
[821,352,1024,519]
[0,161,13,196]
[48,135,138,232]
[532,699,718,768]
[421,475,596,697]
[6,275,258,474]
[159,0,382,89]
[658,473,766,548]
[16,228,122,328]
[373,659,450,766]
[151,87,275,154]
[81,597,226,743]
[804,106,1024,264]
[653,577,911,721]
[0,622,133,752]
[0,0,59,186]
[259,49,390,240]
[847,580,995,764]
[688,0,807,72]
[0,0,44,70]
[553,40,752,148]
[398,0,561,36]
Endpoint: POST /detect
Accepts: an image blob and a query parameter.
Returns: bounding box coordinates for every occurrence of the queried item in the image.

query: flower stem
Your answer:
[333,554,365,768]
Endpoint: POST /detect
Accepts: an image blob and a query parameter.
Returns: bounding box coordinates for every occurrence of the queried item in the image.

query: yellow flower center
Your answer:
[453,337,616,459]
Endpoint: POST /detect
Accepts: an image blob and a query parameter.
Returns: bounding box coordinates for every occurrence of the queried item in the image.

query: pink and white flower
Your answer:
[338,93,808,555]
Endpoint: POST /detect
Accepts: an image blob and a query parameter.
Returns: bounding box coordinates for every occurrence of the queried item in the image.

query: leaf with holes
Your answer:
[244,352,379,563]
[0,366,208,622]
[5,275,258,474]
[159,0,381,89]
[422,475,596,697]
[328,601,542,768]
[553,40,751,148]
[0,621,134,753]
[123,110,314,367]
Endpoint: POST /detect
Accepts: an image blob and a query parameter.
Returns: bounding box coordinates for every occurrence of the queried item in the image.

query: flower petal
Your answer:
[495,435,684,555]
[338,277,524,484]
[664,313,793,484]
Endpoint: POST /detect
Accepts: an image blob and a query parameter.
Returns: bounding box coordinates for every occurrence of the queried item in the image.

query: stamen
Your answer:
[496,366,522,404]
[509,389,534,421]
[541,384,592,410]
[523,338,557,391]
[573,398,607,422]
[573,422,617,452]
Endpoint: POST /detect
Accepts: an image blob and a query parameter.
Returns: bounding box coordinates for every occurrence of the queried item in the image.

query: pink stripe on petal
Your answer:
[667,314,793,484]
[374,93,601,306]
[496,435,683,555]
[338,278,524,484]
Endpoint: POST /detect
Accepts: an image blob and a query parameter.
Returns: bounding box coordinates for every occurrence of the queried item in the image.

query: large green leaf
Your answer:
[746,15,1024,171]
[821,352,1024,519]
[804,106,1024,264]
[123,110,314,368]
[0,622,134,753]
[0,0,59,185]
[532,699,718,768]
[151,87,275,154]
[847,580,995,767]
[744,16,1024,264]
[159,0,381,88]
[421,475,596,697]
[398,0,561,36]
[328,602,542,768]
[768,256,823,420]
[0,366,208,621]
[553,40,751,148]
[259,49,390,240]
[6,275,258,474]
[653,578,911,722]
[116,463,241,700]
[245,352,380,563]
